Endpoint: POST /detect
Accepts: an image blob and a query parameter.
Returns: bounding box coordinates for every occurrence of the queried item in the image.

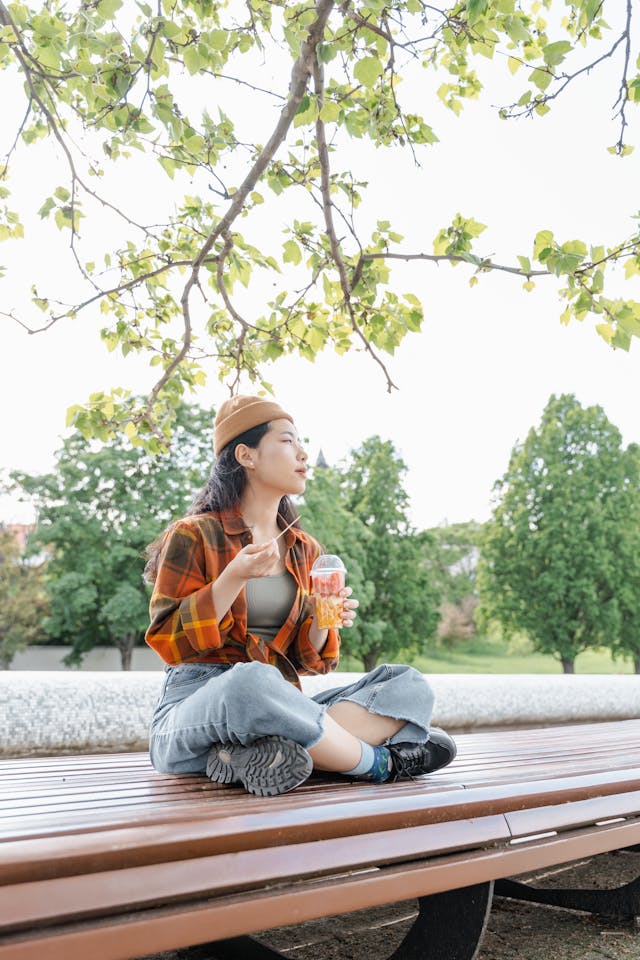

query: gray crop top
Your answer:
[245,571,298,644]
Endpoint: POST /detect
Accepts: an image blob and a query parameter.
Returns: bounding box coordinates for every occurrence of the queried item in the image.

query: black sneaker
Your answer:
[387,727,457,781]
[206,735,313,797]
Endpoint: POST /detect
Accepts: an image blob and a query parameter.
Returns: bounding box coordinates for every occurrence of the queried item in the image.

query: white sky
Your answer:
[1,4,639,531]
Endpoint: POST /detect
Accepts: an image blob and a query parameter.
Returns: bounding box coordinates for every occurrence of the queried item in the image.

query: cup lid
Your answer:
[311,554,346,573]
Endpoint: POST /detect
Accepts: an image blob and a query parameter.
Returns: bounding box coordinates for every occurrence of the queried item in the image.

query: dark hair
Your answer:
[144,420,301,583]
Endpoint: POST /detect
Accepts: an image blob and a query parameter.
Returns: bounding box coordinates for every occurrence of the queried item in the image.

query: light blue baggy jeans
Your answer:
[149,661,435,775]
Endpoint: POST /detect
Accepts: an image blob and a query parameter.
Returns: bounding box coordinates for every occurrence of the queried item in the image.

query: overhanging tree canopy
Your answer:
[1,0,639,446]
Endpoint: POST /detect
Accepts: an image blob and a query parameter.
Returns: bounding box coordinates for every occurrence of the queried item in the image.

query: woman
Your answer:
[145,395,456,797]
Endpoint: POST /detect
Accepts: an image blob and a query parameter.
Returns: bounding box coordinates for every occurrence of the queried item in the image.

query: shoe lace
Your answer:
[388,743,426,782]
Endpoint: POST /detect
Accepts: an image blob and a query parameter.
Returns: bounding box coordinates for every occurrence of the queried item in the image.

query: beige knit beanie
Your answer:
[213,395,294,456]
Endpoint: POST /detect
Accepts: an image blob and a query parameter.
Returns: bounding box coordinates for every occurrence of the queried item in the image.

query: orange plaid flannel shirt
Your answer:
[145,508,340,686]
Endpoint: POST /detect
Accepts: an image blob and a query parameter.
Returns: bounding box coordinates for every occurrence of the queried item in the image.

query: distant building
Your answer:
[0,523,48,566]
[316,449,329,469]
[2,523,35,552]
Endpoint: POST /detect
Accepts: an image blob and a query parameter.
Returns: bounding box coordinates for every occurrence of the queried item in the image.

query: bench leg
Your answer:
[495,873,640,921]
[187,935,287,959]
[184,883,495,960]
[388,882,494,960]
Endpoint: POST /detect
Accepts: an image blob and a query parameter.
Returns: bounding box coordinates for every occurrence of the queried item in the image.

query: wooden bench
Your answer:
[1,719,640,960]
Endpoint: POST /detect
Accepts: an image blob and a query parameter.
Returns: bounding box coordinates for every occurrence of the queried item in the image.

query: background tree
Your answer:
[337,436,441,670]
[1,2,640,446]
[0,526,49,669]
[477,393,628,673]
[300,461,375,655]
[608,442,640,674]
[12,402,213,668]
[420,520,483,646]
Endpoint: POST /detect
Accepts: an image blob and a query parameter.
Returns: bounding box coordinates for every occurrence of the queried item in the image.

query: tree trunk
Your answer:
[635,654,640,675]
[363,650,378,673]
[117,636,134,671]
[561,657,575,674]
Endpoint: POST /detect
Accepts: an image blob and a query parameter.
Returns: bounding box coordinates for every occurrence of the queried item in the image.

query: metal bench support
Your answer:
[495,872,640,921]
[194,881,495,960]
[388,882,495,960]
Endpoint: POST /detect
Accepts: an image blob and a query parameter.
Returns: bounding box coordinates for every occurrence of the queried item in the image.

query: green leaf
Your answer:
[561,240,587,258]
[38,197,55,219]
[317,43,336,64]
[158,156,176,179]
[319,101,340,123]
[624,259,640,279]
[296,94,310,116]
[209,30,228,51]
[97,0,123,18]
[595,321,615,344]
[533,229,554,260]
[183,46,201,75]
[467,0,487,25]
[283,239,302,265]
[529,68,552,92]
[542,41,572,67]
[353,57,384,89]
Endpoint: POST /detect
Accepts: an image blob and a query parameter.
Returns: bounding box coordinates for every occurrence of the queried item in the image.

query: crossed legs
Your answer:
[309,702,405,772]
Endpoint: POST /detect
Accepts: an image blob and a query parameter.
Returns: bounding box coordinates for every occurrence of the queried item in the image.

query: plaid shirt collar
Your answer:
[218,506,250,537]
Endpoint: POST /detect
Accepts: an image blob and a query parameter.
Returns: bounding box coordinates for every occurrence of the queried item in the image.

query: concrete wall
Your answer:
[10,646,163,671]
[1,670,639,758]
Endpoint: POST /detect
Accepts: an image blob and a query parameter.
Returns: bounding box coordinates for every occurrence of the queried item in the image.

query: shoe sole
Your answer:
[206,736,313,797]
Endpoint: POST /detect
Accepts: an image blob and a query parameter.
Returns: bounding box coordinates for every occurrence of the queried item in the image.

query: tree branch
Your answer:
[216,230,251,393]
[313,55,397,392]
[360,240,640,280]
[167,0,336,399]
[501,12,631,126]
[0,97,32,178]
[361,250,549,277]
[12,257,219,334]
[612,0,633,154]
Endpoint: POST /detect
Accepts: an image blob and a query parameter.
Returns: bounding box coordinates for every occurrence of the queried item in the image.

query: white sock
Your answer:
[344,740,376,776]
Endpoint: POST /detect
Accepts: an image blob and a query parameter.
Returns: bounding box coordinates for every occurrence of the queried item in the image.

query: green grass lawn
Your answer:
[338,638,635,674]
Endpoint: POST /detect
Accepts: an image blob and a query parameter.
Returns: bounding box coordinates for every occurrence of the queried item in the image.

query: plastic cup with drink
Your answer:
[310,554,346,630]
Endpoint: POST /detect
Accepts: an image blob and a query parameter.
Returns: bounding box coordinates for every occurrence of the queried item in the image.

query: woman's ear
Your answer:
[235,443,254,469]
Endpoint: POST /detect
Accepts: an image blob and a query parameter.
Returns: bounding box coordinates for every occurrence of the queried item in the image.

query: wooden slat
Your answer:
[2,818,640,960]
[3,768,640,884]
[0,815,510,932]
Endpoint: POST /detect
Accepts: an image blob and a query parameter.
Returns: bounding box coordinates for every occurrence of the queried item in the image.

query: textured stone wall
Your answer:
[1,670,639,757]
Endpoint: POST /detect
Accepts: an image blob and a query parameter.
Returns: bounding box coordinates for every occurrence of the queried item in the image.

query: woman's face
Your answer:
[244,419,308,496]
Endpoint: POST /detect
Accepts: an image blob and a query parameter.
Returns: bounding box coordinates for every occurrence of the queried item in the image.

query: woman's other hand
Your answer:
[338,586,359,628]
[309,586,359,629]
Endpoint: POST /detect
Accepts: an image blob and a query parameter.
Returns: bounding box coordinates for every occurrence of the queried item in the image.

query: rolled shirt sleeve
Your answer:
[146,522,228,661]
